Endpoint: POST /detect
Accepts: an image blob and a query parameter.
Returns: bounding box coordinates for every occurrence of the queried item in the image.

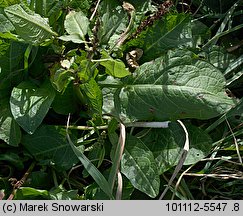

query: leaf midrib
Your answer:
[124,84,220,95]
[5,7,57,36]
[124,149,157,197]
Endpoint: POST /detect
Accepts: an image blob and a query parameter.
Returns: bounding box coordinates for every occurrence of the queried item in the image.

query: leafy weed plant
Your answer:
[0,0,242,200]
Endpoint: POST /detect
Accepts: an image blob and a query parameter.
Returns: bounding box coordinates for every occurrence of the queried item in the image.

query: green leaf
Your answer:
[0,14,15,32]
[45,0,64,26]
[14,187,49,200]
[121,134,160,198]
[0,41,26,90]
[97,0,128,45]
[67,134,114,199]
[113,49,235,122]
[58,34,84,44]
[59,11,89,44]
[191,20,210,48]
[126,13,192,62]
[81,78,103,116]
[52,83,79,115]
[0,152,24,170]
[141,122,212,174]
[0,102,21,146]
[100,52,131,78]
[51,67,74,92]
[87,141,105,169]
[206,98,243,133]
[4,4,57,45]
[24,171,52,189]
[200,45,235,71]
[49,186,78,200]
[85,183,110,200]
[0,0,20,7]
[10,80,55,134]
[102,79,121,116]
[85,176,134,200]
[0,32,17,40]
[69,0,92,15]
[22,125,79,170]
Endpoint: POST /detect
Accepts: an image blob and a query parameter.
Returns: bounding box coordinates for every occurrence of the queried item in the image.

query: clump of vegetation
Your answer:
[0,0,242,200]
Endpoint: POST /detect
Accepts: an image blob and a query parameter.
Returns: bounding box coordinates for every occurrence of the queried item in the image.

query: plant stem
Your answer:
[66,121,170,131]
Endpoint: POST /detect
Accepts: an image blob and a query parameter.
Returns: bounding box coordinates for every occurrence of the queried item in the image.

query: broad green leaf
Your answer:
[0,0,20,7]
[100,55,131,78]
[113,49,235,122]
[52,83,79,115]
[97,0,127,45]
[59,34,85,44]
[101,76,122,116]
[77,59,94,82]
[69,0,92,15]
[0,152,24,170]
[24,171,52,189]
[0,103,21,146]
[51,67,74,92]
[49,186,78,200]
[59,11,89,44]
[81,78,103,116]
[45,0,64,26]
[14,187,49,200]
[126,13,192,62]
[0,41,26,90]
[191,20,210,48]
[141,122,212,174]
[85,183,110,200]
[4,4,57,45]
[10,80,55,134]
[0,14,15,32]
[22,125,79,170]
[121,134,160,198]
[200,45,235,71]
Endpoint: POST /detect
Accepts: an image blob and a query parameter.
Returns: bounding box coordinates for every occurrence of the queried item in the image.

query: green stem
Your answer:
[52,169,59,188]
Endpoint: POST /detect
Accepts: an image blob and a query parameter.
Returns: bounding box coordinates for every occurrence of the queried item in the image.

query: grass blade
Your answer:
[212,0,241,45]
[66,115,114,200]
[203,23,243,49]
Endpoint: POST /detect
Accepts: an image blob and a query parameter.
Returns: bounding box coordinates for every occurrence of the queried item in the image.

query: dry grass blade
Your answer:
[108,123,126,196]
[90,0,101,21]
[183,172,243,180]
[226,119,243,164]
[116,171,123,200]
[159,120,189,200]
